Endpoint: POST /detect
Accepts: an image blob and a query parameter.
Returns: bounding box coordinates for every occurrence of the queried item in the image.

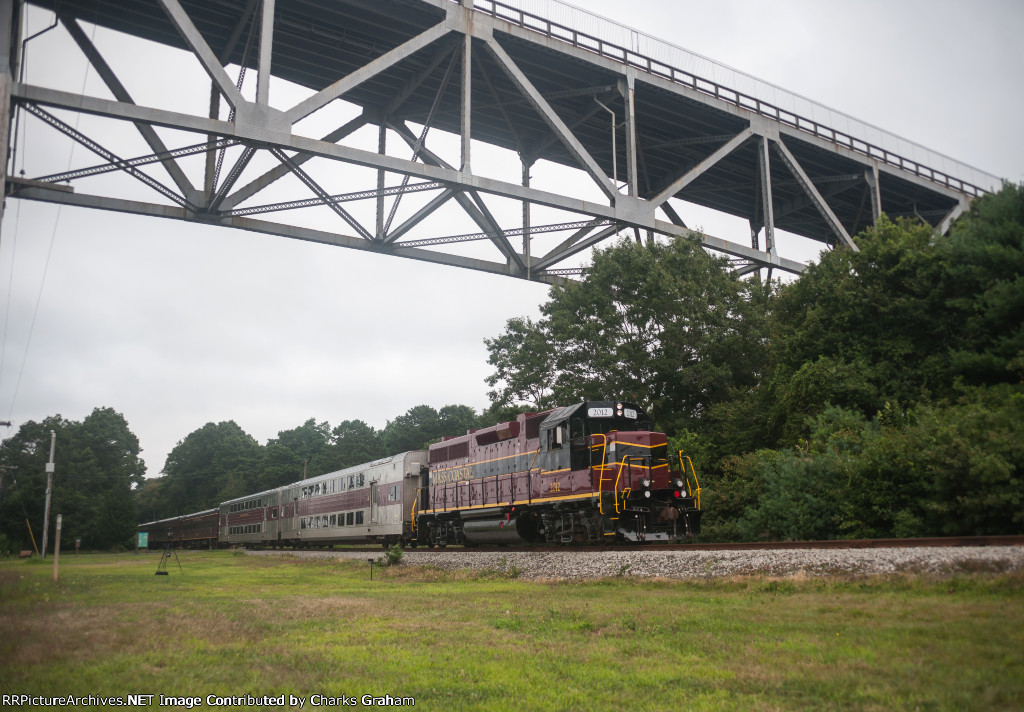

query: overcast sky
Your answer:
[0,0,1021,478]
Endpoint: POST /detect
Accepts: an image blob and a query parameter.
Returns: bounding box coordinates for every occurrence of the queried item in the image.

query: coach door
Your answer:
[370,482,378,524]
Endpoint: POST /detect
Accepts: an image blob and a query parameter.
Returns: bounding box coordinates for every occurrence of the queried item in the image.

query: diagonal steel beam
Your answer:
[204,0,259,198]
[219,113,369,211]
[537,218,609,262]
[60,14,196,200]
[474,51,524,156]
[773,177,860,221]
[36,138,234,184]
[23,103,195,210]
[772,137,857,250]
[660,202,688,229]
[382,188,455,245]
[221,41,458,213]
[398,219,606,249]
[270,147,373,240]
[936,202,965,235]
[390,119,525,271]
[485,36,617,201]
[525,95,609,164]
[158,0,246,110]
[650,127,753,206]
[226,180,444,217]
[208,145,256,212]
[284,22,451,125]
[533,224,620,271]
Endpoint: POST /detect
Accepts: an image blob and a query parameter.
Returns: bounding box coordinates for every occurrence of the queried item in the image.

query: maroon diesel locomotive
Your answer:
[415,400,701,546]
[138,401,701,549]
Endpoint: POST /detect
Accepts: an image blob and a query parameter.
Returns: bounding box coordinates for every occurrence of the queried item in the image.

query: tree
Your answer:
[309,419,386,474]
[0,408,145,550]
[484,316,557,411]
[382,404,482,452]
[261,418,331,489]
[485,235,767,434]
[158,421,262,514]
[940,184,1024,386]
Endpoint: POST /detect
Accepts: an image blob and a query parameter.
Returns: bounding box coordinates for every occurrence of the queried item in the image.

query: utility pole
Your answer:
[41,430,55,559]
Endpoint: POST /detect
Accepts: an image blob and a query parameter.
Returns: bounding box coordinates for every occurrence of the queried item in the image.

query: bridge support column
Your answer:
[619,75,639,197]
[522,157,533,279]
[376,121,387,239]
[865,163,882,224]
[0,0,18,239]
[756,136,775,256]
[460,31,472,172]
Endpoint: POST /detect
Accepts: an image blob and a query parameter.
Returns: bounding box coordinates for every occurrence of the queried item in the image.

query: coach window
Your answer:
[355,511,364,525]
[348,475,355,489]
[346,512,354,526]
[390,485,399,502]
[271,507,278,519]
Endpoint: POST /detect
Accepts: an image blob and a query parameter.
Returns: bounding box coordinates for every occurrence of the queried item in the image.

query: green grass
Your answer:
[1,551,1022,711]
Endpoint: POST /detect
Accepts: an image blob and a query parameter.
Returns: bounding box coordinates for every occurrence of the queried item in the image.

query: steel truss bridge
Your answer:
[0,0,1003,281]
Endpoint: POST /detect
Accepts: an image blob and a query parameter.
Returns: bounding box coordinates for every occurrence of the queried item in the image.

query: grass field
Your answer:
[1,550,1022,711]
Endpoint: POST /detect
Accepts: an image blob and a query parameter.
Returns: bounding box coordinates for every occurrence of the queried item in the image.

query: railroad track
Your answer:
[261,534,1024,555]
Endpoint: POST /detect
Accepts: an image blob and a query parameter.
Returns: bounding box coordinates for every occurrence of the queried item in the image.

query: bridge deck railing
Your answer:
[465,0,1000,197]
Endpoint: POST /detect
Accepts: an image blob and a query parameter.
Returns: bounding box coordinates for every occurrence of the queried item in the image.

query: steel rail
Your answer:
[246,535,1024,554]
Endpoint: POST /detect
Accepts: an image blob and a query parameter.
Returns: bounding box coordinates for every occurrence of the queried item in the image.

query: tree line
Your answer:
[485,183,1024,540]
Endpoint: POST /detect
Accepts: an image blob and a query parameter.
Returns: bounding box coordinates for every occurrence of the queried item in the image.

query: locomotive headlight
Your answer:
[674,478,684,489]
[643,490,652,499]
[640,478,651,488]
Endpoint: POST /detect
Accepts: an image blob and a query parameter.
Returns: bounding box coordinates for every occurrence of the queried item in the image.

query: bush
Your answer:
[381,544,404,567]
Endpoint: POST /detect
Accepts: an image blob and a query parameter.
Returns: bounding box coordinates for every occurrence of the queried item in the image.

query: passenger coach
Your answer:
[216,451,428,548]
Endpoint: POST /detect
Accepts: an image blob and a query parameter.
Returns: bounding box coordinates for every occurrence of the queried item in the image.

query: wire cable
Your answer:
[5,13,98,420]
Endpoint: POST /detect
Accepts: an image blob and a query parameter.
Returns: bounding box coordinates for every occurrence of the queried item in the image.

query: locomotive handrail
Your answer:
[612,456,646,515]
[593,434,612,514]
[410,488,421,533]
[678,452,702,510]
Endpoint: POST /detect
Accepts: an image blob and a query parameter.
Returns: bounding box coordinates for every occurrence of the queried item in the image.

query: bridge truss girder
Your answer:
[1,0,973,282]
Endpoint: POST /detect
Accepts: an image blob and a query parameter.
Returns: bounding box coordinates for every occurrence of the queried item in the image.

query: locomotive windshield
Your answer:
[541,401,652,453]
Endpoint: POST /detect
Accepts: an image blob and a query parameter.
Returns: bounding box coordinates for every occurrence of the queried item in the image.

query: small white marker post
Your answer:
[52,514,62,583]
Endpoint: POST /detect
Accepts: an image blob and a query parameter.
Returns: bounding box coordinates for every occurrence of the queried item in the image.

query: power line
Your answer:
[5,15,97,419]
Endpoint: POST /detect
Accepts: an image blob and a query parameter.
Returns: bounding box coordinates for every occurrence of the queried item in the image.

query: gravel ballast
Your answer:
[248,545,1024,580]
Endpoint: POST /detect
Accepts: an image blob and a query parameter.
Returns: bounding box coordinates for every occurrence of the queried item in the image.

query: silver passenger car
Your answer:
[278,451,428,547]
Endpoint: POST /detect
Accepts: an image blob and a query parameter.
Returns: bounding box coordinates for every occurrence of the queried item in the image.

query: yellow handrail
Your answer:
[593,434,611,513]
[677,452,702,510]
[612,456,646,514]
[410,487,421,532]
